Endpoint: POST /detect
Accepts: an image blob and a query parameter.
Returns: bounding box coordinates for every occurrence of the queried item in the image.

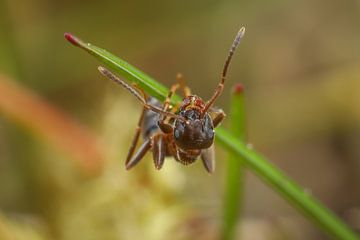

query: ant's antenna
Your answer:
[98,66,185,121]
[202,27,245,115]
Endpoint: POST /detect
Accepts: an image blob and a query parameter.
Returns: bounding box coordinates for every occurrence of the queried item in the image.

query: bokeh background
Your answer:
[0,0,359,239]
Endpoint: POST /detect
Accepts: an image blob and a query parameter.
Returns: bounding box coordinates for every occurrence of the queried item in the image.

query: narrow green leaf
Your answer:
[221,83,247,240]
[216,128,359,240]
[64,33,179,103]
[65,33,360,240]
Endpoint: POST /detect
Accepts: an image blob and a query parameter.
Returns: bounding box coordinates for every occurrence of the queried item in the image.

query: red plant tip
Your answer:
[233,83,244,94]
[64,33,80,47]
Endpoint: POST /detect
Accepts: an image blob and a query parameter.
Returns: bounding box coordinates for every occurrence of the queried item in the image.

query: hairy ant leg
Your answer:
[126,105,146,166]
[162,83,180,113]
[163,73,190,115]
[200,144,215,174]
[158,83,180,133]
[126,138,152,170]
[125,85,149,167]
[129,87,166,170]
[125,87,166,170]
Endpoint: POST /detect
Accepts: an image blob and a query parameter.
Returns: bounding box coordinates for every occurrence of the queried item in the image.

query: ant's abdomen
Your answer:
[141,97,162,139]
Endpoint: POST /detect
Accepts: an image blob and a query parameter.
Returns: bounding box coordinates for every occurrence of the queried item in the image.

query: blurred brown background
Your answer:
[0,0,359,239]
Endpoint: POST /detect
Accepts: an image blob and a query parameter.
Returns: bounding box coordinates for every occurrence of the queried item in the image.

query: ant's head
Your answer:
[173,95,214,150]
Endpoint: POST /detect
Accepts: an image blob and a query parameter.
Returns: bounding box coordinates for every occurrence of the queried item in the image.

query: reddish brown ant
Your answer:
[98,27,245,173]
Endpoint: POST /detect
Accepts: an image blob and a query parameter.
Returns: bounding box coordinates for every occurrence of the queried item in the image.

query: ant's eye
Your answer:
[174,129,181,139]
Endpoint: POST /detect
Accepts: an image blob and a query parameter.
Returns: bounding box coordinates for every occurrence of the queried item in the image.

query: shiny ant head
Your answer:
[173,95,214,150]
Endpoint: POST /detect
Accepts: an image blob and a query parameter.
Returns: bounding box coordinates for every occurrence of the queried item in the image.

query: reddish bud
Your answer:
[233,83,244,94]
[64,33,81,47]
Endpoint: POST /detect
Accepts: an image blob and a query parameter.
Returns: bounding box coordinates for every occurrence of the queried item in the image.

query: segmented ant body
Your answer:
[98,27,245,173]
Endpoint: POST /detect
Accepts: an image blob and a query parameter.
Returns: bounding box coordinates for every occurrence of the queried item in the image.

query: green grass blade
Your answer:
[64,33,177,102]
[64,33,360,240]
[221,84,247,240]
[216,129,359,240]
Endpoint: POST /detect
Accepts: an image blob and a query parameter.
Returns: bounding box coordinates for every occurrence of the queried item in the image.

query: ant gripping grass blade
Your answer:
[75,29,245,174]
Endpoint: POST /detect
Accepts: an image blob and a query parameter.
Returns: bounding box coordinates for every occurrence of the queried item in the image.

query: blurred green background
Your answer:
[0,0,359,239]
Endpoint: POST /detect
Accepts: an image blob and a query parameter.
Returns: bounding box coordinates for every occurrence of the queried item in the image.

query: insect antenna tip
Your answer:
[234,27,246,44]
[239,26,246,35]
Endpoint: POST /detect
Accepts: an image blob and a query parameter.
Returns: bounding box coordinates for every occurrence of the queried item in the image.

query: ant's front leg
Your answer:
[125,105,146,166]
[158,83,180,133]
[211,108,226,128]
[126,138,152,170]
[125,87,152,170]
[159,74,190,124]
[161,83,180,118]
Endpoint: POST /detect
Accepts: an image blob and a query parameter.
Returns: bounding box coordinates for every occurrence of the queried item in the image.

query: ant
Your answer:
[98,27,245,173]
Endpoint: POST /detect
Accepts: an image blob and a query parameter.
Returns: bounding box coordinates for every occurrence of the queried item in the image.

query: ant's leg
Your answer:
[161,83,180,117]
[158,83,180,133]
[158,121,173,134]
[126,138,152,170]
[176,73,191,97]
[126,106,146,165]
[201,144,215,174]
[161,73,189,115]
[211,108,226,128]
[152,134,166,170]
[162,75,187,118]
